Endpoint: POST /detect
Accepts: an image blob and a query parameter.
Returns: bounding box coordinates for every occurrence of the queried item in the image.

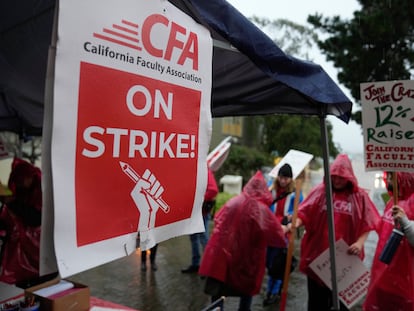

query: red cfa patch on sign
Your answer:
[75,62,200,246]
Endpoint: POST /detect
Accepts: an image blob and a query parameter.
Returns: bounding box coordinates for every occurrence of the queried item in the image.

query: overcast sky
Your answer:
[226,0,364,154]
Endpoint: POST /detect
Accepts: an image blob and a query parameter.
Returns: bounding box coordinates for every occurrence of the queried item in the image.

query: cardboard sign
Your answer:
[269,149,313,179]
[360,80,414,172]
[50,0,212,277]
[309,239,370,309]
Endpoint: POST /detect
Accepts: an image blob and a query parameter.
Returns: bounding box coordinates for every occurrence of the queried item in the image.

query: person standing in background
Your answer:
[363,172,414,311]
[295,154,380,311]
[0,158,42,285]
[199,171,287,311]
[181,168,218,273]
[263,163,303,306]
[141,244,158,272]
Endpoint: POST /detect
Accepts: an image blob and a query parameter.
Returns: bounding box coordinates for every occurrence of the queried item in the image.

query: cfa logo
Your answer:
[92,14,199,70]
[333,200,352,215]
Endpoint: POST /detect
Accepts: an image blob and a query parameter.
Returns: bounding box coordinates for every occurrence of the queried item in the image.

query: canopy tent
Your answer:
[0,0,352,309]
[0,0,351,137]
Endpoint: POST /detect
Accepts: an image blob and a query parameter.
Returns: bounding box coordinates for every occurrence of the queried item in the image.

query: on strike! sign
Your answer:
[360,80,414,172]
[48,0,212,277]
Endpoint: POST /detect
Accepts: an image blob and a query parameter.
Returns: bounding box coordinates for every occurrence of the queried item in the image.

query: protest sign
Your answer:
[309,239,370,309]
[360,80,414,172]
[269,149,313,179]
[207,136,232,172]
[49,0,212,277]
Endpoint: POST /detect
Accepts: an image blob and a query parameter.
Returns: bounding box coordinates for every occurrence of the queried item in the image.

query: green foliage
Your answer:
[307,0,414,124]
[244,18,341,157]
[250,16,318,60]
[212,192,236,215]
[214,144,273,187]
[260,115,340,158]
[381,192,390,205]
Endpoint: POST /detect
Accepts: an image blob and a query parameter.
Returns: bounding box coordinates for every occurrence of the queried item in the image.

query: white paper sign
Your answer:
[49,0,212,277]
[360,80,414,172]
[269,149,313,179]
[309,239,370,309]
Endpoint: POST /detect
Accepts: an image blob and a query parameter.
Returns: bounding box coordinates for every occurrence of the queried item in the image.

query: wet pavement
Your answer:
[68,234,309,311]
[68,155,386,311]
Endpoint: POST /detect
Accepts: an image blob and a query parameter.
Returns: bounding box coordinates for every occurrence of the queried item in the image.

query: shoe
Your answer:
[263,294,280,306]
[141,262,147,272]
[181,265,199,273]
[151,262,158,271]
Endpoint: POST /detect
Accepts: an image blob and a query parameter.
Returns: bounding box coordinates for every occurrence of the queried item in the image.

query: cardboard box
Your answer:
[0,281,24,304]
[25,278,89,311]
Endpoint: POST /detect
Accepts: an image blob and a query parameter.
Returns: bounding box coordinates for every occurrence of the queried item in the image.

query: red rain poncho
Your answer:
[0,158,42,284]
[199,171,286,296]
[297,154,380,282]
[204,168,218,202]
[363,172,414,311]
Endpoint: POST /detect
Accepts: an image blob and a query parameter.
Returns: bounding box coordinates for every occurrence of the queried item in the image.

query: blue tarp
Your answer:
[0,0,352,136]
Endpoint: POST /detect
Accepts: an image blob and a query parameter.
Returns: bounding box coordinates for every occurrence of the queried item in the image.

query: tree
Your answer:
[215,144,272,187]
[250,16,318,58]
[260,115,339,158]
[215,115,339,187]
[248,17,340,157]
[307,0,414,124]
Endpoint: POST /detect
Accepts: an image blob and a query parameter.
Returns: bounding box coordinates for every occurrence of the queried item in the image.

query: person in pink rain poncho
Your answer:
[296,154,381,311]
[199,171,287,311]
[363,171,414,311]
[0,158,42,285]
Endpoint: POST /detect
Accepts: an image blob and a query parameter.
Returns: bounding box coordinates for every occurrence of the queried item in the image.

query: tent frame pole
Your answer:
[39,1,59,277]
[319,115,340,311]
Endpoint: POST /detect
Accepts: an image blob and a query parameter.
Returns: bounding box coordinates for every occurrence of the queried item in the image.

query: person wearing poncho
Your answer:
[0,158,42,285]
[296,154,380,311]
[363,172,414,311]
[199,171,286,310]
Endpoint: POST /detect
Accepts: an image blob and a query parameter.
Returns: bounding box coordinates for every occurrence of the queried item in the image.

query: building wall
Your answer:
[211,116,244,150]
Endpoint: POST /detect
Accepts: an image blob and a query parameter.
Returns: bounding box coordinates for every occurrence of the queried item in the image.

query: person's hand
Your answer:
[347,241,363,256]
[131,169,165,231]
[392,205,407,222]
[281,223,293,234]
[295,217,303,228]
